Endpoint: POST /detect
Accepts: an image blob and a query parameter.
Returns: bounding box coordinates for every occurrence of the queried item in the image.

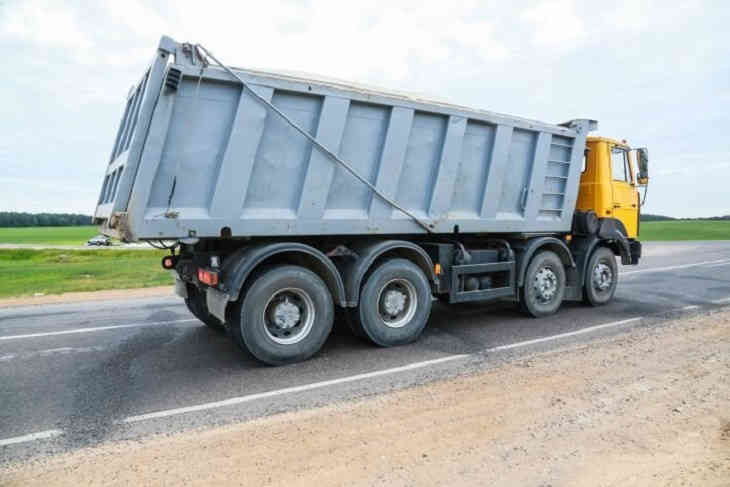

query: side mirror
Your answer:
[636,147,649,185]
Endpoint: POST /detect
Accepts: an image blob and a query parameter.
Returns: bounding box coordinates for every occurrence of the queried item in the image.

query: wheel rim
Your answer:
[533,266,558,304]
[592,260,613,293]
[262,287,315,345]
[376,278,418,328]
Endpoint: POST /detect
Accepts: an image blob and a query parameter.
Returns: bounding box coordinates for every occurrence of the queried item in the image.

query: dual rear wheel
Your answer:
[225,259,433,365]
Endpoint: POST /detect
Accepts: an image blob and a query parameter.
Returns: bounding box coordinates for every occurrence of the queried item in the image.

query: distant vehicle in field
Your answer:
[95,36,649,365]
[87,235,111,246]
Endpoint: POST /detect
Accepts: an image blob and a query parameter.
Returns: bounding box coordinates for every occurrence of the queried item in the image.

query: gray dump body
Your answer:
[95,37,596,241]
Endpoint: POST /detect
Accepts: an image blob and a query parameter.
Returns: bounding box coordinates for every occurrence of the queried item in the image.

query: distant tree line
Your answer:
[0,212,93,227]
[641,213,730,222]
[640,214,676,221]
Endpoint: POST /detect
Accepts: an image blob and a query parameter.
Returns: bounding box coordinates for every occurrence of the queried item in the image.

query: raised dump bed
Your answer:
[95,36,595,241]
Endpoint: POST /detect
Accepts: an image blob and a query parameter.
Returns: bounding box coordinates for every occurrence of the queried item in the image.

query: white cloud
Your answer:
[521,0,585,49]
[1,1,92,50]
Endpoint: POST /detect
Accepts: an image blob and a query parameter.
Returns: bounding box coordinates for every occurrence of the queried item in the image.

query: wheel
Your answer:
[583,246,618,306]
[352,258,432,347]
[184,285,225,331]
[230,265,333,365]
[519,250,566,318]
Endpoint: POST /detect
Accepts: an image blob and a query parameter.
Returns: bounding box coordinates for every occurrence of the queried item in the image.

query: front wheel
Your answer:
[231,265,334,365]
[583,246,618,306]
[520,250,566,318]
[353,258,432,347]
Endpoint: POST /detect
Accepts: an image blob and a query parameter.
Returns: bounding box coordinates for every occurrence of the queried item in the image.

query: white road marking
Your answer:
[0,319,197,341]
[3,302,720,445]
[622,259,730,276]
[0,429,63,447]
[0,346,107,362]
[486,317,642,353]
[681,305,700,311]
[712,297,730,304]
[705,262,730,268]
[121,354,470,424]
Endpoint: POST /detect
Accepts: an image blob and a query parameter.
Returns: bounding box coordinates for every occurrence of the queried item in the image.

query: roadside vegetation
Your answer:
[640,220,730,241]
[0,225,99,246]
[0,249,170,298]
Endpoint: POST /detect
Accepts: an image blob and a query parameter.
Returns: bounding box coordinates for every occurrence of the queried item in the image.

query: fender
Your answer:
[598,218,632,265]
[341,240,437,307]
[570,234,603,289]
[219,242,347,306]
[516,237,576,287]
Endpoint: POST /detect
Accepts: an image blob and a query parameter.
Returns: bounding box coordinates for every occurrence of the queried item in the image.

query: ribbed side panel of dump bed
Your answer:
[97,37,594,241]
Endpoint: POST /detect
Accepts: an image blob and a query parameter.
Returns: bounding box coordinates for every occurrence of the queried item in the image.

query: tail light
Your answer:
[161,255,176,269]
[197,268,219,286]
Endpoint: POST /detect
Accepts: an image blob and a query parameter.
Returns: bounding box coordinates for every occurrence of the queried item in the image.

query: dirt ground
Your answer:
[3,311,729,486]
[0,286,173,308]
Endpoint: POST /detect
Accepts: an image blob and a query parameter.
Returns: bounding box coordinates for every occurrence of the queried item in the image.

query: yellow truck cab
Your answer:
[577,136,648,240]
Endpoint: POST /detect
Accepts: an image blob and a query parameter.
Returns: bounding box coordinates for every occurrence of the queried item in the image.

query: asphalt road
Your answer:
[1,241,729,464]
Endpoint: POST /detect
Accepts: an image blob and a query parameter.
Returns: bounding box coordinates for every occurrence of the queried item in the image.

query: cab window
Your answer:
[611,147,629,182]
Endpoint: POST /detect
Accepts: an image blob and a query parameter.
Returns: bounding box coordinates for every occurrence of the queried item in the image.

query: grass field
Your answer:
[640,220,730,241]
[0,226,99,245]
[0,249,171,298]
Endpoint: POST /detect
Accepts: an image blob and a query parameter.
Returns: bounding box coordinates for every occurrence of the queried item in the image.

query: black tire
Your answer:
[519,250,566,318]
[353,258,432,347]
[184,285,225,331]
[230,265,333,366]
[583,246,618,306]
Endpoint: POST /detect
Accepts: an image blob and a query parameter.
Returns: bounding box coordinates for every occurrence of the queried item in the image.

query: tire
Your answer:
[519,250,566,318]
[230,265,334,366]
[353,258,432,347]
[583,246,618,306]
[184,285,225,331]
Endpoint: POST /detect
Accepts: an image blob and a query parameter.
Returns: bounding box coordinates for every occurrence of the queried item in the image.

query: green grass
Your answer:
[0,226,100,245]
[640,220,730,241]
[0,249,171,298]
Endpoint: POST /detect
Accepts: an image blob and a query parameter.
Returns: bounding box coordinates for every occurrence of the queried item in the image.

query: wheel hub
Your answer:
[533,267,558,303]
[263,288,315,345]
[376,279,418,329]
[593,262,613,291]
[273,298,301,329]
[382,289,407,317]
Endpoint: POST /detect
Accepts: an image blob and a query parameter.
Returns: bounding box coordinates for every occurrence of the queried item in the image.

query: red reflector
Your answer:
[197,268,219,286]
[162,257,175,269]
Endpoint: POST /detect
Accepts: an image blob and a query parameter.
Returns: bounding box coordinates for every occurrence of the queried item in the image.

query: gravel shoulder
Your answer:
[0,286,173,308]
[3,310,729,486]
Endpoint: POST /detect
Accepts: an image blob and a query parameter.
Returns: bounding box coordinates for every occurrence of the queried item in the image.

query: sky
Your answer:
[1,0,728,218]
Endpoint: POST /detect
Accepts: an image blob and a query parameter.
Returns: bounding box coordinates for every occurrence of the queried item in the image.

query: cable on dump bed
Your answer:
[194,43,434,234]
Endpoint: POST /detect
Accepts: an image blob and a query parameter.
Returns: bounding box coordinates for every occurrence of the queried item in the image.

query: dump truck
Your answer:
[95,37,649,365]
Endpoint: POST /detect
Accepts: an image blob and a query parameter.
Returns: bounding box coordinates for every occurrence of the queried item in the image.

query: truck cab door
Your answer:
[609,146,638,238]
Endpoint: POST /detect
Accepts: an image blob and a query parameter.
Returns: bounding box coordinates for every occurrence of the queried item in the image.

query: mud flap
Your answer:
[174,276,188,299]
[206,287,230,323]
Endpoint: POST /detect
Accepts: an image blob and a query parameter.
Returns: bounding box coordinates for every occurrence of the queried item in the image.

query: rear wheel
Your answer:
[352,258,432,347]
[520,250,566,318]
[185,285,225,331]
[231,265,333,365]
[583,246,618,306]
